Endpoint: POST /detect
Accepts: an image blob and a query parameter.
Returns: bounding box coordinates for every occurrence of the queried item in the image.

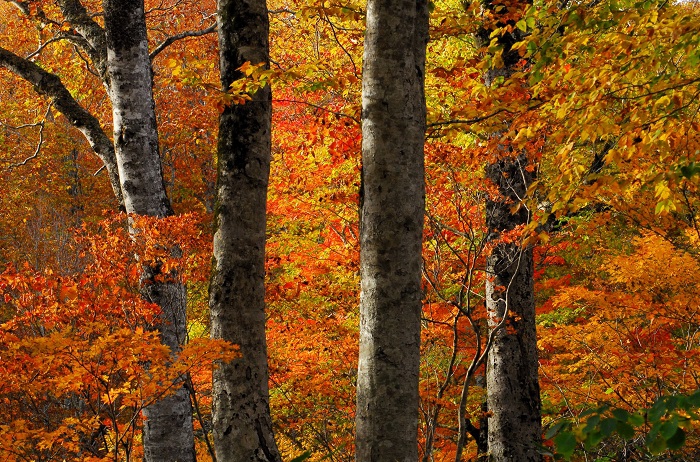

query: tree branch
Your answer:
[273,98,360,124]
[0,45,123,209]
[150,22,217,60]
[55,0,109,83]
[427,108,512,128]
[6,104,52,170]
[25,34,80,59]
[8,1,30,15]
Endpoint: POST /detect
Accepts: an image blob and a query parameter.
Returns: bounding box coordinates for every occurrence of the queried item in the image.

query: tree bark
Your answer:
[208,0,281,461]
[103,1,195,460]
[484,156,542,462]
[355,0,429,459]
[478,4,543,458]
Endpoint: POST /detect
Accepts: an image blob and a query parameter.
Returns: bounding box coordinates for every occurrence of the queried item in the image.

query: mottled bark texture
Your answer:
[484,156,541,462]
[0,46,123,209]
[355,0,429,460]
[209,0,281,461]
[478,3,543,458]
[104,0,171,218]
[103,1,195,460]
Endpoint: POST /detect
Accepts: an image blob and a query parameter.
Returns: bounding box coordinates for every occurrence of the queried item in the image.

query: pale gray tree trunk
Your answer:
[355,0,429,459]
[103,1,195,460]
[478,10,542,460]
[208,0,281,461]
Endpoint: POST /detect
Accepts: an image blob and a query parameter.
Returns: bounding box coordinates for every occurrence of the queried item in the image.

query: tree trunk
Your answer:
[355,0,429,459]
[478,4,543,457]
[208,0,281,461]
[103,1,195,460]
[484,156,542,462]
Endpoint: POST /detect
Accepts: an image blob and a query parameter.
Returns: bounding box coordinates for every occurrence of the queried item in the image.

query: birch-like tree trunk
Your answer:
[103,1,195,460]
[478,4,542,458]
[208,0,281,460]
[355,0,429,459]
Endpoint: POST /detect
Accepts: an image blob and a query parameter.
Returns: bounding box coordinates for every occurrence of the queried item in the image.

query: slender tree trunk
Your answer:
[355,0,429,459]
[103,1,195,460]
[478,3,542,458]
[484,156,541,462]
[208,0,281,460]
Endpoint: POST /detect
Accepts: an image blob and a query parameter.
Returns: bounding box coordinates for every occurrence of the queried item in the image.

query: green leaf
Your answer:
[530,70,544,84]
[585,430,604,449]
[600,418,618,438]
[526,40,538,56]
[647,434,667,455]
[584,415,601,432]
[612,409,630,422]
[546,420,570,439]
[648,401,667,422]
[689,50,700,67]
[628,412,645,427]
[617,421,635,440]
[665,396,679,413]
[687,390,700,407]
[516,19,527,32]
[554,431,577,460]
[675,164,694,180]
[666,428,686,450]
[659,417,679,440]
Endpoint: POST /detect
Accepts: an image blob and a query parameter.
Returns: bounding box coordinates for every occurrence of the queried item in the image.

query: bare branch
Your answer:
[7,105,52,170]
[273,98,360,124]
[269,7,296,14]
[26,35,72,59]
[1,120,43,130]
[150,22,217,60]
[320,10,358,76]
[427,108,511,128]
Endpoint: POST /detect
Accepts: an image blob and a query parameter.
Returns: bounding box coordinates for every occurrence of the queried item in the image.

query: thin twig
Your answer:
[427,108,512,128]
[274,98,360,124]
[25,36,68,59]
[150,22,217,60]
[93,165,106,176]
[186,373,217,462]
[8,104,53,170]
[321,10,358,76]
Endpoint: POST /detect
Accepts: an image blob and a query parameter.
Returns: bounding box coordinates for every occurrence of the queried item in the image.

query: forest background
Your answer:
[0,0,699,460]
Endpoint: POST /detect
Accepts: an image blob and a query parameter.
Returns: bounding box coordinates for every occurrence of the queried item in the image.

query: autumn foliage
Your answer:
[0,215,237,461]
[1,0,700,460]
